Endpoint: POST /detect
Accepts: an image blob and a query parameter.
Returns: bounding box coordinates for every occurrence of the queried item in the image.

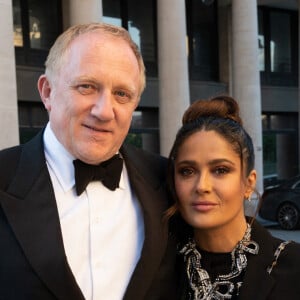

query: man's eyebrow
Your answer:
[69,76,99,83]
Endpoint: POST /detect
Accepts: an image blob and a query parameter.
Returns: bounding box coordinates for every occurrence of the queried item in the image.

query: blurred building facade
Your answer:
[1,0,300,194]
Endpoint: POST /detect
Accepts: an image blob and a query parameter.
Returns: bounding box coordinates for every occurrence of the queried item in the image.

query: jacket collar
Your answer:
[120,144,171,299]
[238,219,277,300]
[0,137,171,300]
[0,131,84,300]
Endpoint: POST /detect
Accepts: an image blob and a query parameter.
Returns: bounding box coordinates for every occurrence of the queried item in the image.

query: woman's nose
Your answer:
[196,172,211,193]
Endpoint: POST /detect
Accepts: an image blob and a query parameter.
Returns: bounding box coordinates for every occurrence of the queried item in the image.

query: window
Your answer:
[102,0,122,26]
[127,110,159,152]
[103,0,157,76]
[102,0,159,152]
[269,11,291,73]
[262,113,298,180]
[13,0,62,66]
[258,10,265,72]
[258,7,298,86]
[18,101,49,144]
[103,0,219,81]
[186,0,218,81]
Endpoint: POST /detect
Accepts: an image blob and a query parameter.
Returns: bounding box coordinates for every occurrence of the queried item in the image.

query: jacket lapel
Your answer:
[238,251,275,300]
[0,132,84,300]
[121,145,171,299]
[238,220,276,300]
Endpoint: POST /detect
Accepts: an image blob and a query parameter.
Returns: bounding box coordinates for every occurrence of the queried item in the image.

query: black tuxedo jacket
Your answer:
[0,131,178,300]
[238,220,300,300]
[177,219,300,300]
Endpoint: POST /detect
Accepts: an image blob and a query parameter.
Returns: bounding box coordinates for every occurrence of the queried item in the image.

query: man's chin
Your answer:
[77,151,117,165]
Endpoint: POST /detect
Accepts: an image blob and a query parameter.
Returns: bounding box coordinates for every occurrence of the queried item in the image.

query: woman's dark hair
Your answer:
[166,95,255,241]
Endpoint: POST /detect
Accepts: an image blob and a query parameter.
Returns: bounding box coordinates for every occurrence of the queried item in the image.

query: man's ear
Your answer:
[37,75,52,112]
[244,170,257,199]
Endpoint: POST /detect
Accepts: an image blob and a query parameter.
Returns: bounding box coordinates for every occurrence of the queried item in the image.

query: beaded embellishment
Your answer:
[267,240,291,274]
[180,224,259,300]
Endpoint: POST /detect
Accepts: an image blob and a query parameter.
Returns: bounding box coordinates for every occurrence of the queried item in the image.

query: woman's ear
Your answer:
[37,75,52,112]
[244,170,257,199]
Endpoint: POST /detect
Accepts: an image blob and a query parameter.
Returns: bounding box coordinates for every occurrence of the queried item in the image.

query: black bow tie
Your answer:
[73,154,123,196]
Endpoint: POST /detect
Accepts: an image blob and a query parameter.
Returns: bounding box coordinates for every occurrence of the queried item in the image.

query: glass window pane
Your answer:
[13,0,23,47]
[263,133,277,176]
[191,5,215,67]
[258,10,265,71]
[102,0,122,27]
[28,0,61,49]
[189,0,218,80]
[270,11,291,73]
[128,110,159,152]
[127,0,156,75]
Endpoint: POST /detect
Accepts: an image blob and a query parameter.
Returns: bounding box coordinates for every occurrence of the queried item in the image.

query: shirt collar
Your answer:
[43,123,126,192]
[43,123,76,192]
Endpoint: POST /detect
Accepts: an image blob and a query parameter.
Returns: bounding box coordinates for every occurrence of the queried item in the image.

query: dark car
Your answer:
[259,175,300,230]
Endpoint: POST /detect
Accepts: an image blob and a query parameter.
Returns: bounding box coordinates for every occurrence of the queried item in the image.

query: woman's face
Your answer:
[174,130,256,233]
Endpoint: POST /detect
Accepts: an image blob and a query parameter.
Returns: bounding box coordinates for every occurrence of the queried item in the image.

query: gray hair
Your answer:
[45,22,146,96]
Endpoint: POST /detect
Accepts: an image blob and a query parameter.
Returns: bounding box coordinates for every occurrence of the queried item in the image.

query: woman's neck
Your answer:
[193,218,248,253]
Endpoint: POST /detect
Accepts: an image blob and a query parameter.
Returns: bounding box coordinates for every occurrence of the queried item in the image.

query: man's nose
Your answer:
[90,91,115,121]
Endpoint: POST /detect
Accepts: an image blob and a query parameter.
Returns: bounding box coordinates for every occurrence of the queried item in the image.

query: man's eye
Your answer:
[115,91,127,97]
[76,84,96,95]
[113,90,131,103]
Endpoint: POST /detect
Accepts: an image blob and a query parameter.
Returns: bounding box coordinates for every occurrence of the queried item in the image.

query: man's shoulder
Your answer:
[121,143,167,168]
[0,143,25,168]
[0,144,23,190]
[121,144,168,183]
[0,143,23,158]
[0,130,43,164]
[0,131,44,190]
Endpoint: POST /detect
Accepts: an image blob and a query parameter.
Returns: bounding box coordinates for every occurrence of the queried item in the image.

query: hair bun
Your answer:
[182,95,242,125]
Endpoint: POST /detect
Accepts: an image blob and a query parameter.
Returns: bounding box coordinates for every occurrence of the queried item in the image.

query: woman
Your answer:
[167,95,300,300]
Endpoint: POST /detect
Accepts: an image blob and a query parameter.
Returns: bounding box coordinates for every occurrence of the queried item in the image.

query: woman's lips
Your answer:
[191,202,217,212]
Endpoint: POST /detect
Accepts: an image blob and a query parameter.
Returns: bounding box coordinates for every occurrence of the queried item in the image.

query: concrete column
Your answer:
[157,0,190,156]
[62,0,103,28]
[0,0,19,149]
[231,0,263,198]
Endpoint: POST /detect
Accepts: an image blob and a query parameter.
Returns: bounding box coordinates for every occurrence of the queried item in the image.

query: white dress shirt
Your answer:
[43,123,145,300]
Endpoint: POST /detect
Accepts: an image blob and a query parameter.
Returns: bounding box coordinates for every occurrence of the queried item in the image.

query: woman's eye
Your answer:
[178,167,194,177]
[214,167,229,175]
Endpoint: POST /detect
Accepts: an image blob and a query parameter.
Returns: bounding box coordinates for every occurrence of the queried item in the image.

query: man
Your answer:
[0,23,177,300]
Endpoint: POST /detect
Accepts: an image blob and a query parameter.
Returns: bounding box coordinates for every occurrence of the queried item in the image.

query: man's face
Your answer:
[39,32,141,164]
